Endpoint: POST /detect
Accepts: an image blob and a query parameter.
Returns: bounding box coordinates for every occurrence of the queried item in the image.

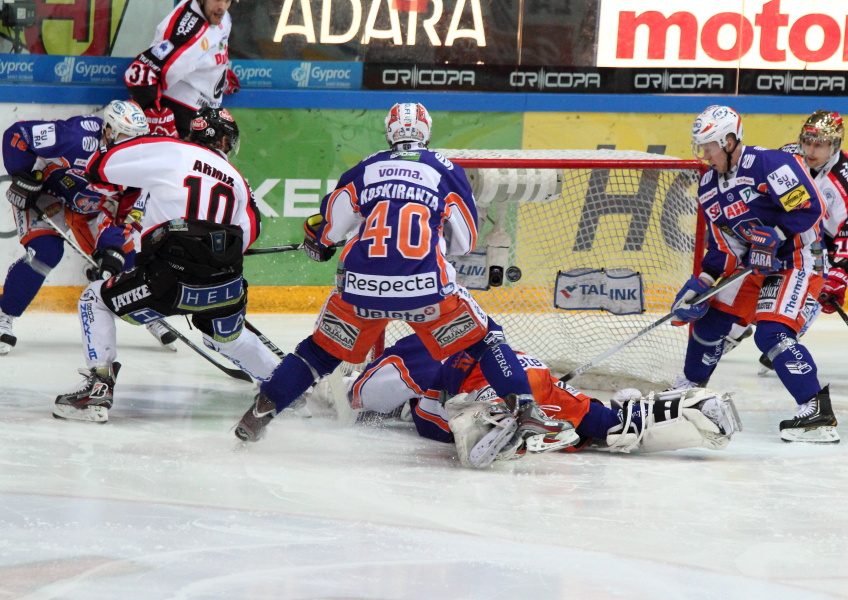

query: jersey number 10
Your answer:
[184,175,236,224]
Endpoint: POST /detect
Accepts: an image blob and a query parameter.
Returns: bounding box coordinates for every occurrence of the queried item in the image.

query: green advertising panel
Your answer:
[231,108,523,286]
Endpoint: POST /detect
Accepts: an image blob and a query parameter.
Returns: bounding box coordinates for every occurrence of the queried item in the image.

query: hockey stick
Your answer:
[828,298,848,324]
[32,207,253,382]
[559,266,754,383]
[244,243,302,256]
[0,175,16,238]
[244,319,285,359]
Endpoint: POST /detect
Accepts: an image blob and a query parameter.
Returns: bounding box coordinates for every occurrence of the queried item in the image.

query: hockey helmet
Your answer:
[385,102,432,147]
[799,110,844,155]
[102,100,149,143]
[691,105,743,161]
[188,107,240,155]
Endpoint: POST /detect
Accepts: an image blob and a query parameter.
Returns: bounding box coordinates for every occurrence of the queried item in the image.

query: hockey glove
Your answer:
[819,267,848,314]
[6,170,43,211]
[86,247,125,282]
[303,214,336,262]
[224,68,241,95]
[144,104,178,138]
[744,225,785,274]
[671,275,714,324]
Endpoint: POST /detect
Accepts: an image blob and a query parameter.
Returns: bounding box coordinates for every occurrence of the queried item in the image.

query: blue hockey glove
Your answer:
[303,214,336,262]
[744,225,785,275]
[671,275,713,325]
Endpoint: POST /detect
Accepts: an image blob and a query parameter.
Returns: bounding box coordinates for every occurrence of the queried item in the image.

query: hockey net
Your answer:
[340,149,707,394]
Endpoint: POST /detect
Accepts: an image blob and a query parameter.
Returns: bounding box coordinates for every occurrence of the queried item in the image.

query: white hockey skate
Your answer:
[0,309,16,355]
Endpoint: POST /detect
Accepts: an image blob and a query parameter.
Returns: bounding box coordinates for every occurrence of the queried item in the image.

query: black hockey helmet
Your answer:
[188,107,240,155]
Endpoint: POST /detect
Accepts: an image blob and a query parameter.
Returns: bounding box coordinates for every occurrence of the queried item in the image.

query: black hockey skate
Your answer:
[779,385,839,444]
[512,396,580,453]
[234,393,277,442]
[53,362,121,423]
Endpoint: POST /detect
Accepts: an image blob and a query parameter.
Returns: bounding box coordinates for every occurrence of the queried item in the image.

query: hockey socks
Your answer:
[0,236,64,317]
[755,321,821,404]
[260,336,341,413]
[682,308,739,384]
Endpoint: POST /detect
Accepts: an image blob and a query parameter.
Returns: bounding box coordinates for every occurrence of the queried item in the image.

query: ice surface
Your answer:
[1,313,847,599]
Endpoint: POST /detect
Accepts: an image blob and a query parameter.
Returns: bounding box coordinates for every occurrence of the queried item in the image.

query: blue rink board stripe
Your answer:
[0,84,843,115]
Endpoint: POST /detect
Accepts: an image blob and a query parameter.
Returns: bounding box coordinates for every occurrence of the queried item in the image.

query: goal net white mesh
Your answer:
[375,149,707,392]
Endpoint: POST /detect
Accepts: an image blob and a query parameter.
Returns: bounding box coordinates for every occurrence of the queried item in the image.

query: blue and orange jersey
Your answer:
[2,116,104,214]
[315,148,478,310]
[698,145,824,278]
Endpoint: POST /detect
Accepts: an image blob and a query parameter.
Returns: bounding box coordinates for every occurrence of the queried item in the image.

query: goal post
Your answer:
[333,149,708,397]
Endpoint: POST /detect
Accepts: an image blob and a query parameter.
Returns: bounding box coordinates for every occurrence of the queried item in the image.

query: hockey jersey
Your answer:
[85,136,260,252]
[315,148,478,310]
[125,0,231,111]
[2,116,105,214]
[698,145,824,279]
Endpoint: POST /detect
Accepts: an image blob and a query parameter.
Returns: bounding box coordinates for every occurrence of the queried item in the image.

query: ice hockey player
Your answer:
[125,0,240,138]
[671,105,838,443]
[0,109,142,355]
[53,102,277,423]
[724,111,848,374]
[234,102,574,452]
[310,333,741,468]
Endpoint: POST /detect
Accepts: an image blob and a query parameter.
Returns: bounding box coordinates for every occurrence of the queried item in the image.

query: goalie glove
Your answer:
[819,267,848,314]
[144,104,178,138]
[224,68,240,95]
[6,170,43,211]
[743,225,785,274]
[86,247,125,282]
[671,275,714,325]
[303,214,336,262]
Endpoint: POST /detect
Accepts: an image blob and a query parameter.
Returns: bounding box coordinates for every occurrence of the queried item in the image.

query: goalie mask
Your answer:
[385,102,432,147]
[799,110,844,157]
[691,105,743,162]
[102,100,149,144]
[188,107,240,156]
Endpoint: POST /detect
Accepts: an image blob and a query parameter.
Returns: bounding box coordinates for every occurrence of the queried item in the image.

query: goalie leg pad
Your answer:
[605,388,741,452]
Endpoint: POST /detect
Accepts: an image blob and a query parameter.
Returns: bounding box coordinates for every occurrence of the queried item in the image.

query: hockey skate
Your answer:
[779,386,839,444]
[757,353,774,376]
[513,397,580,453]
[234,393,277,442]
[723,325,752,354]
[0,309,16,355]
[53,362,121,423]
[145,319,178,352]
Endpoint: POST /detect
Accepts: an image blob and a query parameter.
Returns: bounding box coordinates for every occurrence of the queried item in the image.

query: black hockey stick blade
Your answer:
[245,319,285,359]
[559,266,754,383]
[245,243,302,255]
[158,321,253,382]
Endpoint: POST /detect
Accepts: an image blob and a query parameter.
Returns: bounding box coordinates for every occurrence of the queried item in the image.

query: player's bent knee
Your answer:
[753,320,797,356]
[24,235,64,276]
[294,336,342,379]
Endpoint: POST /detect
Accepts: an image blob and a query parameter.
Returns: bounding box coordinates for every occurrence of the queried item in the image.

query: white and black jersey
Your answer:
[125,0,231,112]
[85,136,260,253]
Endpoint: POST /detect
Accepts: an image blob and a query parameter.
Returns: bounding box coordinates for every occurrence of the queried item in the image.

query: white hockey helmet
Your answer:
[691,105,743,160]
[103,100,149,143]
[799,110,844,155]
[385,102,432,147]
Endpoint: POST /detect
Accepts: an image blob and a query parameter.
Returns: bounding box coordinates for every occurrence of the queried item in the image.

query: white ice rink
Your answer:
[1,312,847,600]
